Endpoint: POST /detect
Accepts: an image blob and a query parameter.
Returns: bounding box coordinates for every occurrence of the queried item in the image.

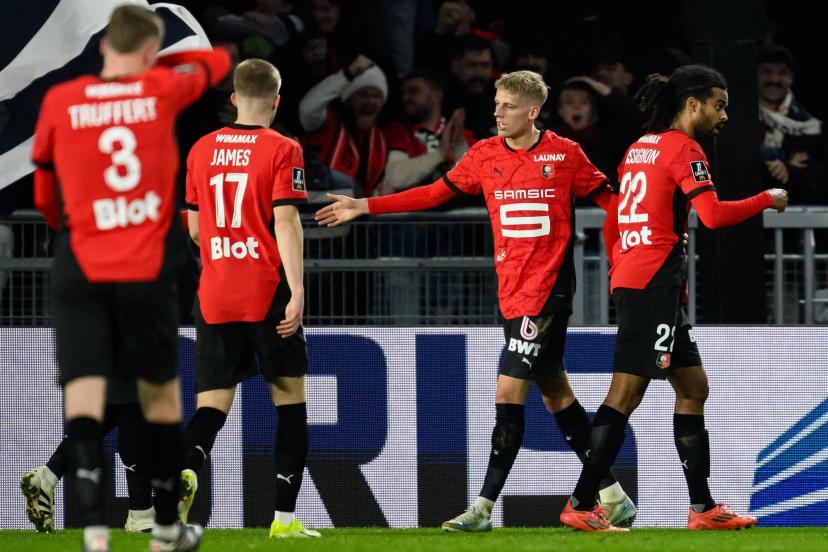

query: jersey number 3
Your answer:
[99,126,141,192]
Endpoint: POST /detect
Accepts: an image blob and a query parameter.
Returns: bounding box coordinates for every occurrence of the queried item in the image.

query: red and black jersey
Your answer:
[609,129,772,291]
[442,130,608,318]
[32,49,231,282]
[186,124,308,324]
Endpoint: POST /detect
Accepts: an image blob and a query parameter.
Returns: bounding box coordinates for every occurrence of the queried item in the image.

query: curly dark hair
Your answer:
[635,64,727,133]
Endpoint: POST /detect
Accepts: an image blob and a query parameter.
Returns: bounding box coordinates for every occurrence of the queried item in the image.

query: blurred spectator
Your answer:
[416,1,510,75]
[299,55,389,197]
[591,51,635,96]
[379,71,474,195]
[203,0,304,60]
[375,0,435,80]
[551,77,640,184]
[444,35,497,139]
[298,0,365,83]
[511,45,554,129]
[758,44,826,203]
[513,45,549,81]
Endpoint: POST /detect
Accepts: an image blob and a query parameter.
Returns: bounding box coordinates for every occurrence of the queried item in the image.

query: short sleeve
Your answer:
[570,143,608,198]
[184,146,198,210]
[32,89,56,168]
[443,142,483,195]
[272,141,308,207]
[671,143,717,200]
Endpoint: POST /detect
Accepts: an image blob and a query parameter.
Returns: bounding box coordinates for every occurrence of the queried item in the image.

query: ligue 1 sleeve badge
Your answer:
[541,164,553,179]
[656,352,672,369]
[292,167,306,192]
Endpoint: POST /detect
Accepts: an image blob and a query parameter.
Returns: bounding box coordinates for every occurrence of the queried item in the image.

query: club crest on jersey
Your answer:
[656,352,672,369]
[520,316,538,341]
[496,249,507,263]
[292,167,305,191]
[541,164,553,179]
[690,161,710,183]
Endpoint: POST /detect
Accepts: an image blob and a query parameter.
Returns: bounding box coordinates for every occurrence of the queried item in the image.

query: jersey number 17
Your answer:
[210,172,248,228]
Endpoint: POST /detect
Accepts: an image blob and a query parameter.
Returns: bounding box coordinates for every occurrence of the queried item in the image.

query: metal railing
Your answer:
[1,207,826,326]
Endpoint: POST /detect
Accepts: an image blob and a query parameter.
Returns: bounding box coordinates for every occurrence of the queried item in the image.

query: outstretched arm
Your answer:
[691,188,787,229]
[315,178,457,227]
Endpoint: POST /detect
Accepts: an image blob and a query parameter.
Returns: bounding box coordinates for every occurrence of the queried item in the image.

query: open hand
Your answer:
[315,193,369,227]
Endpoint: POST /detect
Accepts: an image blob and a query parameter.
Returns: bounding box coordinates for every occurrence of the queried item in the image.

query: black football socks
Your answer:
[274,403,308,513]
[674,413,716,511]
[116,403,153,511]
[554,400,620,492]
[182,407,228,474]
[480,403,525,502]
[145,422,183,525]
[46,437,70,480]
[66,417,105,527]
[571,405,628,511]
[48,406,118,479]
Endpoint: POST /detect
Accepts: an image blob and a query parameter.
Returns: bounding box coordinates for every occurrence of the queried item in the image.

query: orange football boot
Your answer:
[560,499,629,532]
[688,503,757,530]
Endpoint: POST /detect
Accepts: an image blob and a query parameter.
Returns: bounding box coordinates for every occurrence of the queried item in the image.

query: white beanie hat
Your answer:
[340,65,388,104]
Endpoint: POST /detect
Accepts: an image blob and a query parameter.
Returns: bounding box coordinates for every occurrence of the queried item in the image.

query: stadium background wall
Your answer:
[2,327,826,529]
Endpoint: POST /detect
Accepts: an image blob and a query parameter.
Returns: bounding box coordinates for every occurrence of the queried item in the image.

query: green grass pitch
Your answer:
[1,527,827,551]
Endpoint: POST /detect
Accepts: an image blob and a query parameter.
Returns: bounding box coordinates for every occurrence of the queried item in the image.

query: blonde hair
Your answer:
[105,5,164,53]
[233,59,282,100]
[495,70,548,105]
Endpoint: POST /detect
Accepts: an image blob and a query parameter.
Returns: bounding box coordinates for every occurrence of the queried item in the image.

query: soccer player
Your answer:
[316,70,637,531]
[180,58,319,539]
[559,65,788,532]
[31,5,230,551]
[21,378,153,533]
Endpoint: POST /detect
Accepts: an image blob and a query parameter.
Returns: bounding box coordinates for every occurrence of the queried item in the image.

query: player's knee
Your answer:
[138,380,182,424]
[271,376,306,406]
[604,390,644,416]
[540,389,575,414]
[196,388,235,414]
[677,380,709,404]
[494,376,530,404]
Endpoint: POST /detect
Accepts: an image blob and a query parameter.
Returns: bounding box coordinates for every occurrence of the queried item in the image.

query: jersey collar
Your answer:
[229,123,265,130]
[503,129,546,153]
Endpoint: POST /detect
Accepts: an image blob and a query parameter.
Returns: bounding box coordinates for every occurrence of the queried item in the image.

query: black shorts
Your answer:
[194,301,308,393]
[613,286,702,380]
[51,239,179,388]
[500,314,567,380]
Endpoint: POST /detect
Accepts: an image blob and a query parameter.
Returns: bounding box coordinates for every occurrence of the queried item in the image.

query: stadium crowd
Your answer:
[168,0,827,208]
